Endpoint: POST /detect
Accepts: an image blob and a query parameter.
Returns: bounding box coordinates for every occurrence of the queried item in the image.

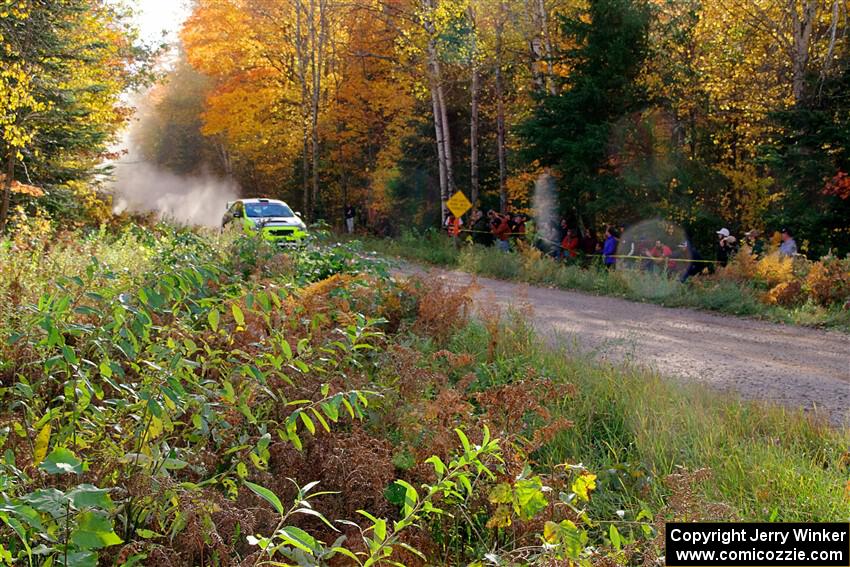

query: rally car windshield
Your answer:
[245,203,294,218]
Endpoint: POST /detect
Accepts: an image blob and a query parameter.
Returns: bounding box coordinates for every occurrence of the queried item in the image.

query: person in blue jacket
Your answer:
[602,226,619,268]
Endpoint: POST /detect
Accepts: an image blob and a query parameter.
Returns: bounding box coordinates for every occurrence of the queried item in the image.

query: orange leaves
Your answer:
[180,0,419,207]
[181,0,259,76]
[0,175,44,197]
[823,171,850,200]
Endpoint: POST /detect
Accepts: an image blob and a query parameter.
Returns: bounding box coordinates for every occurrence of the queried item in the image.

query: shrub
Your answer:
[755,253,795,287]
[805,257,850,307]
[765,280,804,306]
[721,246,759,283]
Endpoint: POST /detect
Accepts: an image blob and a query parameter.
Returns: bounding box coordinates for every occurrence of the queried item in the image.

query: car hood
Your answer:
[252,216,305,227]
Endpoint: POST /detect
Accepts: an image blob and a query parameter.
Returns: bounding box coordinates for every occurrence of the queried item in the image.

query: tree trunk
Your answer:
[470,64,480,206]
[524,0,545,93]
[790,0,815,105]
[537,0,556,95]
[820,0,840,86]
[309,0,325,220]
[428,34,455,220]
[495,3,508,213]
[217,142,233,176]
[296,0,311,218]
[0,150,13,234]
[430,64,449,221]
[435,61,455,195]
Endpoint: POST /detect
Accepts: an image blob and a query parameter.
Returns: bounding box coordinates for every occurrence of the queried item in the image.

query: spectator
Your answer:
[715,228,737,267]
[561,228,580,259]
[470,209,492,246]
[744,229,765,256]
[540,220,562,257]
[676,240,703,282]
[645,239,675,271]
[511,213,527,241]
[581,228,597,256]
[445,213,462,237]
[558,218,569,239]
[491,212,511,252]
[602,226,619,268]
[619,231,636,269]
[555,219,569,259]
[344,203,356,234]
[778,227,797,257]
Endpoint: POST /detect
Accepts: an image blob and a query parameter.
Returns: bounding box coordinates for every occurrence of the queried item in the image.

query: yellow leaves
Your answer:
[486,477,549,528]
[543,518,576,543]
[33,422,51,466]
[571,472,596,502]
[0,63,46,148]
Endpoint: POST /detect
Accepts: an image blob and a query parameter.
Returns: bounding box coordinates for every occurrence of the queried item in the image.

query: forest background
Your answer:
[2,0,850,257]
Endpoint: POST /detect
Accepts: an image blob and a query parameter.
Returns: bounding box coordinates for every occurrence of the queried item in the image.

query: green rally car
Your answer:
[222,198,308,247]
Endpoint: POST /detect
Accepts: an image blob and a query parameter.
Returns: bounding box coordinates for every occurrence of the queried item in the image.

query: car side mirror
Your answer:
[295,212,302,217]
[233,211,240,218]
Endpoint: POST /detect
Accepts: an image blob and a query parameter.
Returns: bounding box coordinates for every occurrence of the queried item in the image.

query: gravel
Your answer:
[400,266,850,427]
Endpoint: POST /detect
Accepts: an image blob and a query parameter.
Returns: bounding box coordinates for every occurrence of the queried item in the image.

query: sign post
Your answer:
[446,190,473,219]
[446,191,473,249]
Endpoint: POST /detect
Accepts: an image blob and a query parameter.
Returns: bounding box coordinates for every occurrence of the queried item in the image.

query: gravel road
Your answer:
[400,266,850,427]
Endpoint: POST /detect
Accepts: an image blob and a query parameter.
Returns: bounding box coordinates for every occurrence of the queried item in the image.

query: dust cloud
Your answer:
[110,161,238,228]
[532,173,559,246]
[107,82,238,227]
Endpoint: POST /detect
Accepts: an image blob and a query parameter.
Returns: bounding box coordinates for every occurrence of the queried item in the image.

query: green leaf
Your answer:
[609,524,622,551]
[455,428,471,454]
[64,551,97,567]
[425,456,446,477]
[40,447,83,475]
[208,309,220,331]
[293,507,338,531]
[278,526,317,555]
[330,546,361,563]
[513,477,547,521]
[231,304,245,327]
[285,419,303,451]
[71,510,123,549]
[394,480,418,518]
[320,401,339,422]
[310,408,330,432]
[162,458,188,470]
[221,381,236,403]
[99,359,112,378]
[19,488,66,519]
[244,481,284,515]
[280,338,292,360]
[299,412,315,435]
[67,484,113,510]
[0,503,43,530]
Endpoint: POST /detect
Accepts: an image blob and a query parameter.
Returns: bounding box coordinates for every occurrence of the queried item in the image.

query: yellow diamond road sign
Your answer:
[446,190,472,218]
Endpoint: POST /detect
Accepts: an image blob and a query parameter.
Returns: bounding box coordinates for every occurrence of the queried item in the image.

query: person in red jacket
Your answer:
[645,239,676,271]
[491,212,511,252]
[561,229,580,260]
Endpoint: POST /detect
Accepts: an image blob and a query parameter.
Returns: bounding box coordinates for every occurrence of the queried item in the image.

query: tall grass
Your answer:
[448,315,850,522]
[364,231,850,330]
